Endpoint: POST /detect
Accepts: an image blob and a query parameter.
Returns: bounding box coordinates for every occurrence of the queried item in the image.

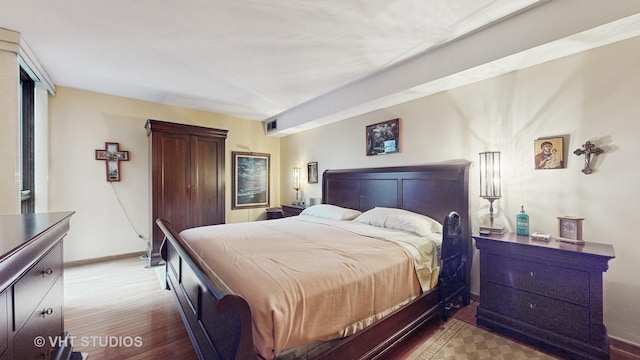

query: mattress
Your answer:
[179,215,441,359]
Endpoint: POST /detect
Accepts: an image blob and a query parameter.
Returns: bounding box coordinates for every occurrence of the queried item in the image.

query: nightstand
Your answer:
[281,205,305,217]
[473,232,615,360]
[265,207,284,220]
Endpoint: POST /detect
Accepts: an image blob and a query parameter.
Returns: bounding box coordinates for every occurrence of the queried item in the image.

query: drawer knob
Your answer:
[41,268,54,276]
[41,308,54,317]
[529,271,535,278]
[528,303,536,310]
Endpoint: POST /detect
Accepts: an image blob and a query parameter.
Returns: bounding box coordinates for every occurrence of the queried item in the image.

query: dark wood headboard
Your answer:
[322,162,471,241]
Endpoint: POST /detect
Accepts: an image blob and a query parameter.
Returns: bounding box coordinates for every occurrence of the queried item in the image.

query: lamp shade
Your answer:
[292,167,302,190]
[479,151,501,199]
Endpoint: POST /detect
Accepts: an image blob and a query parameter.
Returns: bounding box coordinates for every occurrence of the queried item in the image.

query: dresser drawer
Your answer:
[14,277,63,360]
[486,253,589,305]
[483,282,590,341]
[13,242,63,330]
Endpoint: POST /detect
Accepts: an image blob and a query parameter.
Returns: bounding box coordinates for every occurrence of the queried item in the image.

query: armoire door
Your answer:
[154,131,192,234]
[189,135,225,229]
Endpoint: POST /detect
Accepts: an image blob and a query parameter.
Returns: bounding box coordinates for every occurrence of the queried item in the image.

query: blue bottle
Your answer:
[516,206,529,236]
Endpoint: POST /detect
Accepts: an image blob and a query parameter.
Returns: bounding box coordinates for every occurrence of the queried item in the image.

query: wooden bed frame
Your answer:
[157,162,471,360]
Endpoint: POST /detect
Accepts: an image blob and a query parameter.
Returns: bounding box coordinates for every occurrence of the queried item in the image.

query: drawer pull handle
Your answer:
[528,303,536,310]
[41,268,54,276]
[529,271,535,278]
[41,308,54,317]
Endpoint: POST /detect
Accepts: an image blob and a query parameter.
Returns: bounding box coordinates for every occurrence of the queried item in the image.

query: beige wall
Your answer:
[280,37,640,345]
[48,87,280,263]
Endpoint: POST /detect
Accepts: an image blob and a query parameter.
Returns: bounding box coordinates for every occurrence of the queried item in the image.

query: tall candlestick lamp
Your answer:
[479,151,505,234]
[292,167,302,205]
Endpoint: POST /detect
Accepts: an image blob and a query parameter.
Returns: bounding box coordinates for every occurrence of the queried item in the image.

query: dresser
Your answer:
[0,212,75,360]
[146,120,228,267]
[474,233,615,360]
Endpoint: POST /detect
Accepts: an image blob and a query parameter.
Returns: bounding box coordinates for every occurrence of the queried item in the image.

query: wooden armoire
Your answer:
[146,120,228,267]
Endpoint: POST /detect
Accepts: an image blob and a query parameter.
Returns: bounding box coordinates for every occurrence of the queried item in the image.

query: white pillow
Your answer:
[300,204,362,220]
[353,207,442,236]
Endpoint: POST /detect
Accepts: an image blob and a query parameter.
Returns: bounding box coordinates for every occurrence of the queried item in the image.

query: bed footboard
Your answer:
[157,219,256,360]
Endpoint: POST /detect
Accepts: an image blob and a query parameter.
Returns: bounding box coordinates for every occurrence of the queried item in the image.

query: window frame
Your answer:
[20,68,35,214]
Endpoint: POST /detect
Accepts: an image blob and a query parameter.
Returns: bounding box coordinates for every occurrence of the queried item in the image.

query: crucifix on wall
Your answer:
[95,142,130,181]
[573,140,603,175]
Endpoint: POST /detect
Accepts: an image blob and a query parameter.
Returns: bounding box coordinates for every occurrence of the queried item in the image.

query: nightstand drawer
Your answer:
[487,253,589,305]
[483,283,590,342]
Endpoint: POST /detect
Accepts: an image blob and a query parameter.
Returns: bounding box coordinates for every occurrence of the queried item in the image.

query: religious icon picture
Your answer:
[534,137,565,169]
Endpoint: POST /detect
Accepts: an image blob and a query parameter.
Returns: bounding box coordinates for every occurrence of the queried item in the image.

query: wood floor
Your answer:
[64,256,198,359]
[65,256,639,360]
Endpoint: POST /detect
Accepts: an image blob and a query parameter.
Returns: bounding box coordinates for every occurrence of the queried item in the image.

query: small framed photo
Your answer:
[366,118,400,156]
[307,162,318,184]
[534,137,565,169]
[232,151,270,209]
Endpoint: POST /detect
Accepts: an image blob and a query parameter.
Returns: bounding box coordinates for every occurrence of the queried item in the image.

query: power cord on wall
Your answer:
[110,182,148,241]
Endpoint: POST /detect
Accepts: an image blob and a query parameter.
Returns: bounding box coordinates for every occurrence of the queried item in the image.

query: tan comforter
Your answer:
[179,215,440,359]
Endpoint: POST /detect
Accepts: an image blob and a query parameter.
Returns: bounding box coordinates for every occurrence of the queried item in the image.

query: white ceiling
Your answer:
[1,0,639,135]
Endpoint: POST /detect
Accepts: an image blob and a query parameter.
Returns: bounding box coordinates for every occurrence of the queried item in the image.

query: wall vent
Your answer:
[265,119,277,133]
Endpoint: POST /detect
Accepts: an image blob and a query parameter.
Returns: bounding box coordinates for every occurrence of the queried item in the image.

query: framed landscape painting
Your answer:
[232,151,270,209]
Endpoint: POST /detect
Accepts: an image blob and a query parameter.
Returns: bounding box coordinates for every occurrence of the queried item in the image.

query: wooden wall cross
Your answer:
[573,140,603,174]
[95,142,130,181]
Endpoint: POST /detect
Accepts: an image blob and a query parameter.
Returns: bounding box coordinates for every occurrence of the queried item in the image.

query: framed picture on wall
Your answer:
[307,162,318,184]
[366,118,400,156]
[534,137,565,169]
[232,151,270,209]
